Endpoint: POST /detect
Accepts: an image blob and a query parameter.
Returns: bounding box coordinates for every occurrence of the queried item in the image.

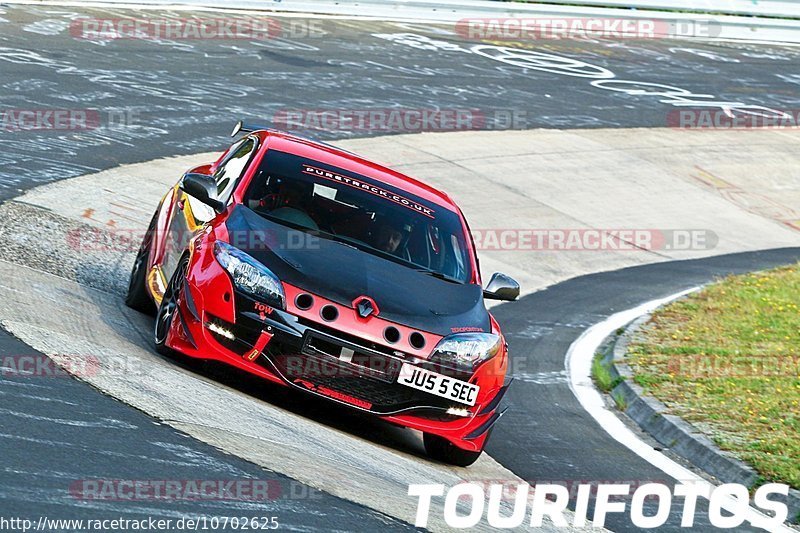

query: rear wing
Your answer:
[230,120,272,137]
[230,120,359,157]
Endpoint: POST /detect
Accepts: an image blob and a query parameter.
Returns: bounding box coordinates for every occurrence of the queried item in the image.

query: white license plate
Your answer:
[397,363,479,406]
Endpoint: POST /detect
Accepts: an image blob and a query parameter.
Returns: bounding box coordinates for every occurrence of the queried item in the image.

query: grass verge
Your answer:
[592,352,618,392]
[628,264,800,490]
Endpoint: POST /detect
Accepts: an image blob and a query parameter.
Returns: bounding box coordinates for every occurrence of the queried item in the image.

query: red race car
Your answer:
[126,121,519,466]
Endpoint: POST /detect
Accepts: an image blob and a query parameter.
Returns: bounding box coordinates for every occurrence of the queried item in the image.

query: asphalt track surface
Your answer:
[1,3,800,532]
[0,330,410,531]
[2,4,800,199]
[489,247,800,531]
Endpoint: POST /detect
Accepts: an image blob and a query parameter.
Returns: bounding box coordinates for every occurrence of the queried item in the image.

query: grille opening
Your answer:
[383,326,401,344]
[320,305,339,322]
[303,335,401,383]
[409,332,426,350]
[295,293,314,310]
[295,317,402,358]
[269,351,452,414]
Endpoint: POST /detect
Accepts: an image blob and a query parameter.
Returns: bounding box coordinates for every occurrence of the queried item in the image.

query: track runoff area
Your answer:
[1,2,800,532]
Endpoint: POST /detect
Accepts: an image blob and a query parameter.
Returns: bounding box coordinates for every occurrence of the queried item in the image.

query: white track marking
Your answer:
[565,288,796,532]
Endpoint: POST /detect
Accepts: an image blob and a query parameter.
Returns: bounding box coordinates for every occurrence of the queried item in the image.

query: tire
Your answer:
[125,212,158,315]
[154,255,189,357]
[423,433,483,467]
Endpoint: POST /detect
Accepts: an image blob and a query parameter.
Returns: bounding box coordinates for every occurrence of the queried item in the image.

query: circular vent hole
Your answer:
[320,305,339,322]
[384,326,401,344]
[409,332,426,350]
[295,293,314,310]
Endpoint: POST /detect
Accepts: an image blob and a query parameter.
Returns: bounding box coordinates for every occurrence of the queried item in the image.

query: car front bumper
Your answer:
[166,253,510,452]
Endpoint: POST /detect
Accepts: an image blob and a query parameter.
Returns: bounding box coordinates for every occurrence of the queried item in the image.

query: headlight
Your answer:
[214,241,285,309]
[430,333,501,373]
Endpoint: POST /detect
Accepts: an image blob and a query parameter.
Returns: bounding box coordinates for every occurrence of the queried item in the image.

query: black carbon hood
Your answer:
[223,205,490,336]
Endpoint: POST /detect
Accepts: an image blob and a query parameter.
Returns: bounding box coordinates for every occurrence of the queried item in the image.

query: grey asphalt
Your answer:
[0,329,412,531]
[1,2,800,531]
[2,3,799,199]
[489,247,800,531]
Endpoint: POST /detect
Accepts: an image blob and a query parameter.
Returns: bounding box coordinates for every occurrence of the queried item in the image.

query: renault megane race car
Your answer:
[126,121,519,466]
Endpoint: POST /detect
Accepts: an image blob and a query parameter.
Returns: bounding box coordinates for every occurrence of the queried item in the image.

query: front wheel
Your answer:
[154,256,188,357]
[423,433,483,467]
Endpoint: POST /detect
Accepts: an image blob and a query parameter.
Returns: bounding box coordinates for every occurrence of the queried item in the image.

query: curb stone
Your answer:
[603,314,800,524]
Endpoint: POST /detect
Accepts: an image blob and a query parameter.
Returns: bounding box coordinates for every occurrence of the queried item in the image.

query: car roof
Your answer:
[258,130,460,212]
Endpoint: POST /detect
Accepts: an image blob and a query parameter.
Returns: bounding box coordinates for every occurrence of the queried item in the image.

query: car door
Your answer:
[161,136,260,283]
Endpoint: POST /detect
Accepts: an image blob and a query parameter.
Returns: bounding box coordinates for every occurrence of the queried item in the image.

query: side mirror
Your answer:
[179,172,225,213]
[483,272,520,301]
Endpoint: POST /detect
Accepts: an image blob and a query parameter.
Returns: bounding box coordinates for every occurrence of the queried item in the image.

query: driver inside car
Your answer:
[374,221,413,259]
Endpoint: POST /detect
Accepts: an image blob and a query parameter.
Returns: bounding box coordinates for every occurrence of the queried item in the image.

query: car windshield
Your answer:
[243,149,471,283]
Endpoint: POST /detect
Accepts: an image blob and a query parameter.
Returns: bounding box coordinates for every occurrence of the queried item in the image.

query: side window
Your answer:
[214,137,258,203]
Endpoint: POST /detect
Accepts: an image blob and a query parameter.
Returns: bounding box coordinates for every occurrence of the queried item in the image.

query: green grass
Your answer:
[628,264,800,489]
[592,351,622,393]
